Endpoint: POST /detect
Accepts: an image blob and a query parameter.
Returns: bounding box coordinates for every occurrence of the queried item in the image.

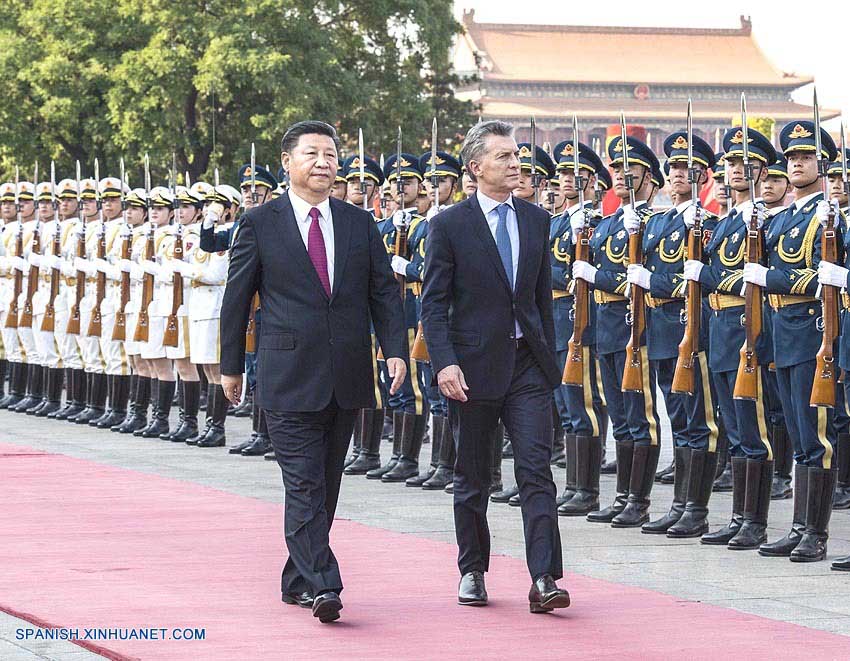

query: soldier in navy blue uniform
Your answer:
[572,135,662,525]
[406,150,461,491]
[364,153,428,483]
[547,140,607,516]
[748,120,838,562]
[341,154,389,475]
[625,133,720,535]
[681,128,777,549]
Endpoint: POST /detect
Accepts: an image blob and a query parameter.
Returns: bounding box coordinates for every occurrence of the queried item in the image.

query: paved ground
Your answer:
[2,402,850,659]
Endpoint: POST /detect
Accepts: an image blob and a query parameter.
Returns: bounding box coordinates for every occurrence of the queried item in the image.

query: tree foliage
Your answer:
[0,0,476,185]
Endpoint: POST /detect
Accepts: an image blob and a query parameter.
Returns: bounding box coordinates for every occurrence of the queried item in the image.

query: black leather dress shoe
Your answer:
[281,591,314,608]
[528,574,570,613]
[457,571,488,606]
[312,591,343,623]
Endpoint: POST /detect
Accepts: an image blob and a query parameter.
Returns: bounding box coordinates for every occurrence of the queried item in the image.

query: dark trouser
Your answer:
[652,353,718,451]
[712,369,772,460]
[422,361,447,418]
[598,348,660,446]
[559,346,603,436]
[265,399,358,597]
[774,360,835,468]
[449,342,562,580]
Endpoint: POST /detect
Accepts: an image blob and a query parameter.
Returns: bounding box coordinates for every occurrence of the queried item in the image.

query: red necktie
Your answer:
[307,207,331,296]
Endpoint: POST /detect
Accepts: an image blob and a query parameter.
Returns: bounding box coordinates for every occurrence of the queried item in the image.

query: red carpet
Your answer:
[0,442,847,660]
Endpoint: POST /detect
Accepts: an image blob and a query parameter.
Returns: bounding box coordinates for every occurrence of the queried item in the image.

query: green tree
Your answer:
[0,0,475,185]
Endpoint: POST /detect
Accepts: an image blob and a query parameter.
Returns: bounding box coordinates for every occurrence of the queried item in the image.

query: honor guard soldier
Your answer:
[711,153,731,212]
[342,154,383,214]
[763,155,791,211]
[550,138,607,516]
[460,157,478,199]
[751,120,838,562]
[331,159,347,201]
[367,152,427,483]
[0,180,29,408]
[572,135,662,525]
[0,181,15,404]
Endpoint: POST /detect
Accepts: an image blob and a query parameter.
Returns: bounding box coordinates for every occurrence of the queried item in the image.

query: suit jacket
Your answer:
[421,194,559,400]
[199,220,236,253]
[220,193,407,411]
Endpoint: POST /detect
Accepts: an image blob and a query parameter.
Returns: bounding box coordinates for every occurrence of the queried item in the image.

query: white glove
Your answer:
[426,205,442,220]
[27,252,41,268]
[572,260,597,284]
[12,256,27,272]
[155,262,174,283]
[623,208,641,234]
[683,260,704,282]
[170,259,192,277]
[118,259,133,274]
[391,255,410,275]
[738,201,765,229]
[142,260,160,276]
[392,210,411,229]
[627,264,652,290]
[119,223,132,238]
[74,257,96,276]
[43,254,61,270]
[129,263,144,281]
[94,258,111,273]
[818,261,850,288]
[816,199,840,227]
[683,204,703,229]
[0,256,7,272]
[60,260,75,278]
[742,262,768,287]
[569,209,586,241]
[202,208,220,230]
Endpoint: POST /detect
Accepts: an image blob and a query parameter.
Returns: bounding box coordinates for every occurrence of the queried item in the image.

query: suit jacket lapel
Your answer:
[469,195,511,292]
[329,198,351,301]
[275,194,329,299]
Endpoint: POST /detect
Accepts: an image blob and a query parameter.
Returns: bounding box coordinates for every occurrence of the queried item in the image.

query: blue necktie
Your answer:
[495,203,514,289]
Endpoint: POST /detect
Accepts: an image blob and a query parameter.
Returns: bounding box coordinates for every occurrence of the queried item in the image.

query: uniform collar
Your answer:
[792,191,821,211]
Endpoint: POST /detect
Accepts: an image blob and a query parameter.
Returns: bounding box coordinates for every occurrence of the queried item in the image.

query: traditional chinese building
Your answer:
[452,10,836,154]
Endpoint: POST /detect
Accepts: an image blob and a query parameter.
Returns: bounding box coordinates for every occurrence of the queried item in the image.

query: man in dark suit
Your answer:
[421,120,570,613]
[220,120,408,624]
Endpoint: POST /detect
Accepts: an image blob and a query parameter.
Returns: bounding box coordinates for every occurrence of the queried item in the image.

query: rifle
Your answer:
[672,99,702,395]
[393,126,409,300]
[564,115,590,386]
[164,154,183,348]
[65,160,86,336]
[41,161,60,332]
[87,159,106,337]
[358,128,368,211]
[112,158,130,341]
[5,167,24,329]
[530,116,540,206]
[620,113,647,393]
[19,161,39,329]
[733,93,763,401]
[133,154,154,343]
[811,91,839,408]
[243,145,258,351]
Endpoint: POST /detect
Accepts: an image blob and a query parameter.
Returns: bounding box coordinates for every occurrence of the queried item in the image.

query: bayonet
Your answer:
[814,87,828,198]
[50,160,56,212]
[358,128,367,211]
[250,142,257,205]
[530,116,539,205]
[573,115,585,222]
[431,117,439,212]
[620,112,636,210]
[687,97,700,209]
[395,126,403,204]
[841,120,849,203]
[741,93,756,205]
[32,162,39,223]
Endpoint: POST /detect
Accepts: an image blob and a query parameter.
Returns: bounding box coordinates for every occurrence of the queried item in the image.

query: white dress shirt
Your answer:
[289,189,335,288]
[477,189,522,338]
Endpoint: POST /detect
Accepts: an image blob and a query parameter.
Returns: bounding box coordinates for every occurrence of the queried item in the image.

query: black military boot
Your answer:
[712,433,733,492]
[111,374,136,429]
[169,380,200,442]
[833,554,850,571]
[230,397,261,454]
[587,440,633,523]
[790,467,837,563]
[197,383,227,447]
[408,415,443,487]
[139,380,175,438]
[97,375,130,429]
[770,424,793,500]
[702,456,746,544]
[134,379,161,437]
[230,388,253,418]
[0,362,26,410]
[643,446,691,534]
[383,413,426,482]
[367,410,403,479]
[423,417,455,490]
[119,376,151,433]
[728,459,773,550]
[0,358,6,401]
[557,434,578,506]
[655,459,675,483]
[9,363,37,412]
[346,408,383,474]
[89,375,114,426]
[611,442,661,527]
[34,368,64,418]
[198,371,208,410]
[832,433,850,509]
[25,366,50,415]
[667,449,719,538]
[559,435,602,516]
[760,463,808,557]
[242,409,272,456]
[344,411,363,469]
[68,372,95,423]
[18,363,45,413]
[381,409,393,441]
[161,379,185,440]
[75,373,107,424]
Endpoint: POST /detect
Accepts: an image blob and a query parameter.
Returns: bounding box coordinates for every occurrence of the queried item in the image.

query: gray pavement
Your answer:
[3,402,850,660]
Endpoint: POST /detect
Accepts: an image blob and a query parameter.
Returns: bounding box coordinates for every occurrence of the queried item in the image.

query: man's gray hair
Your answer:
[460,120,515,182]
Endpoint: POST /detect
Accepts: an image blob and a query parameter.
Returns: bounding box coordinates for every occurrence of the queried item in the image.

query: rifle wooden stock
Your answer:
[163,231,184,348]
[621,228,646,392]
[733,212,763,401]
[19,225,41,329]
[86,228,107,337]
[65,229,86,336]
[41,225,63,333]
[563,227,590,386]
[811,221,839,407]
[671,222,703,395]
[133,230,156,343]
[245,292,260,353]
[5,229,24,329]
[111,232,131,341]
[410,321,429,361]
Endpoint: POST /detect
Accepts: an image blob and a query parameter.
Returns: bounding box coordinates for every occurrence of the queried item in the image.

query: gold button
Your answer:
[809,308,814,315]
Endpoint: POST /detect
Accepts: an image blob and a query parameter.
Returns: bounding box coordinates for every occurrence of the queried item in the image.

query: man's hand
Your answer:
[438,364,469,402]
[221,374,243,406]
[386,357,407,395]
